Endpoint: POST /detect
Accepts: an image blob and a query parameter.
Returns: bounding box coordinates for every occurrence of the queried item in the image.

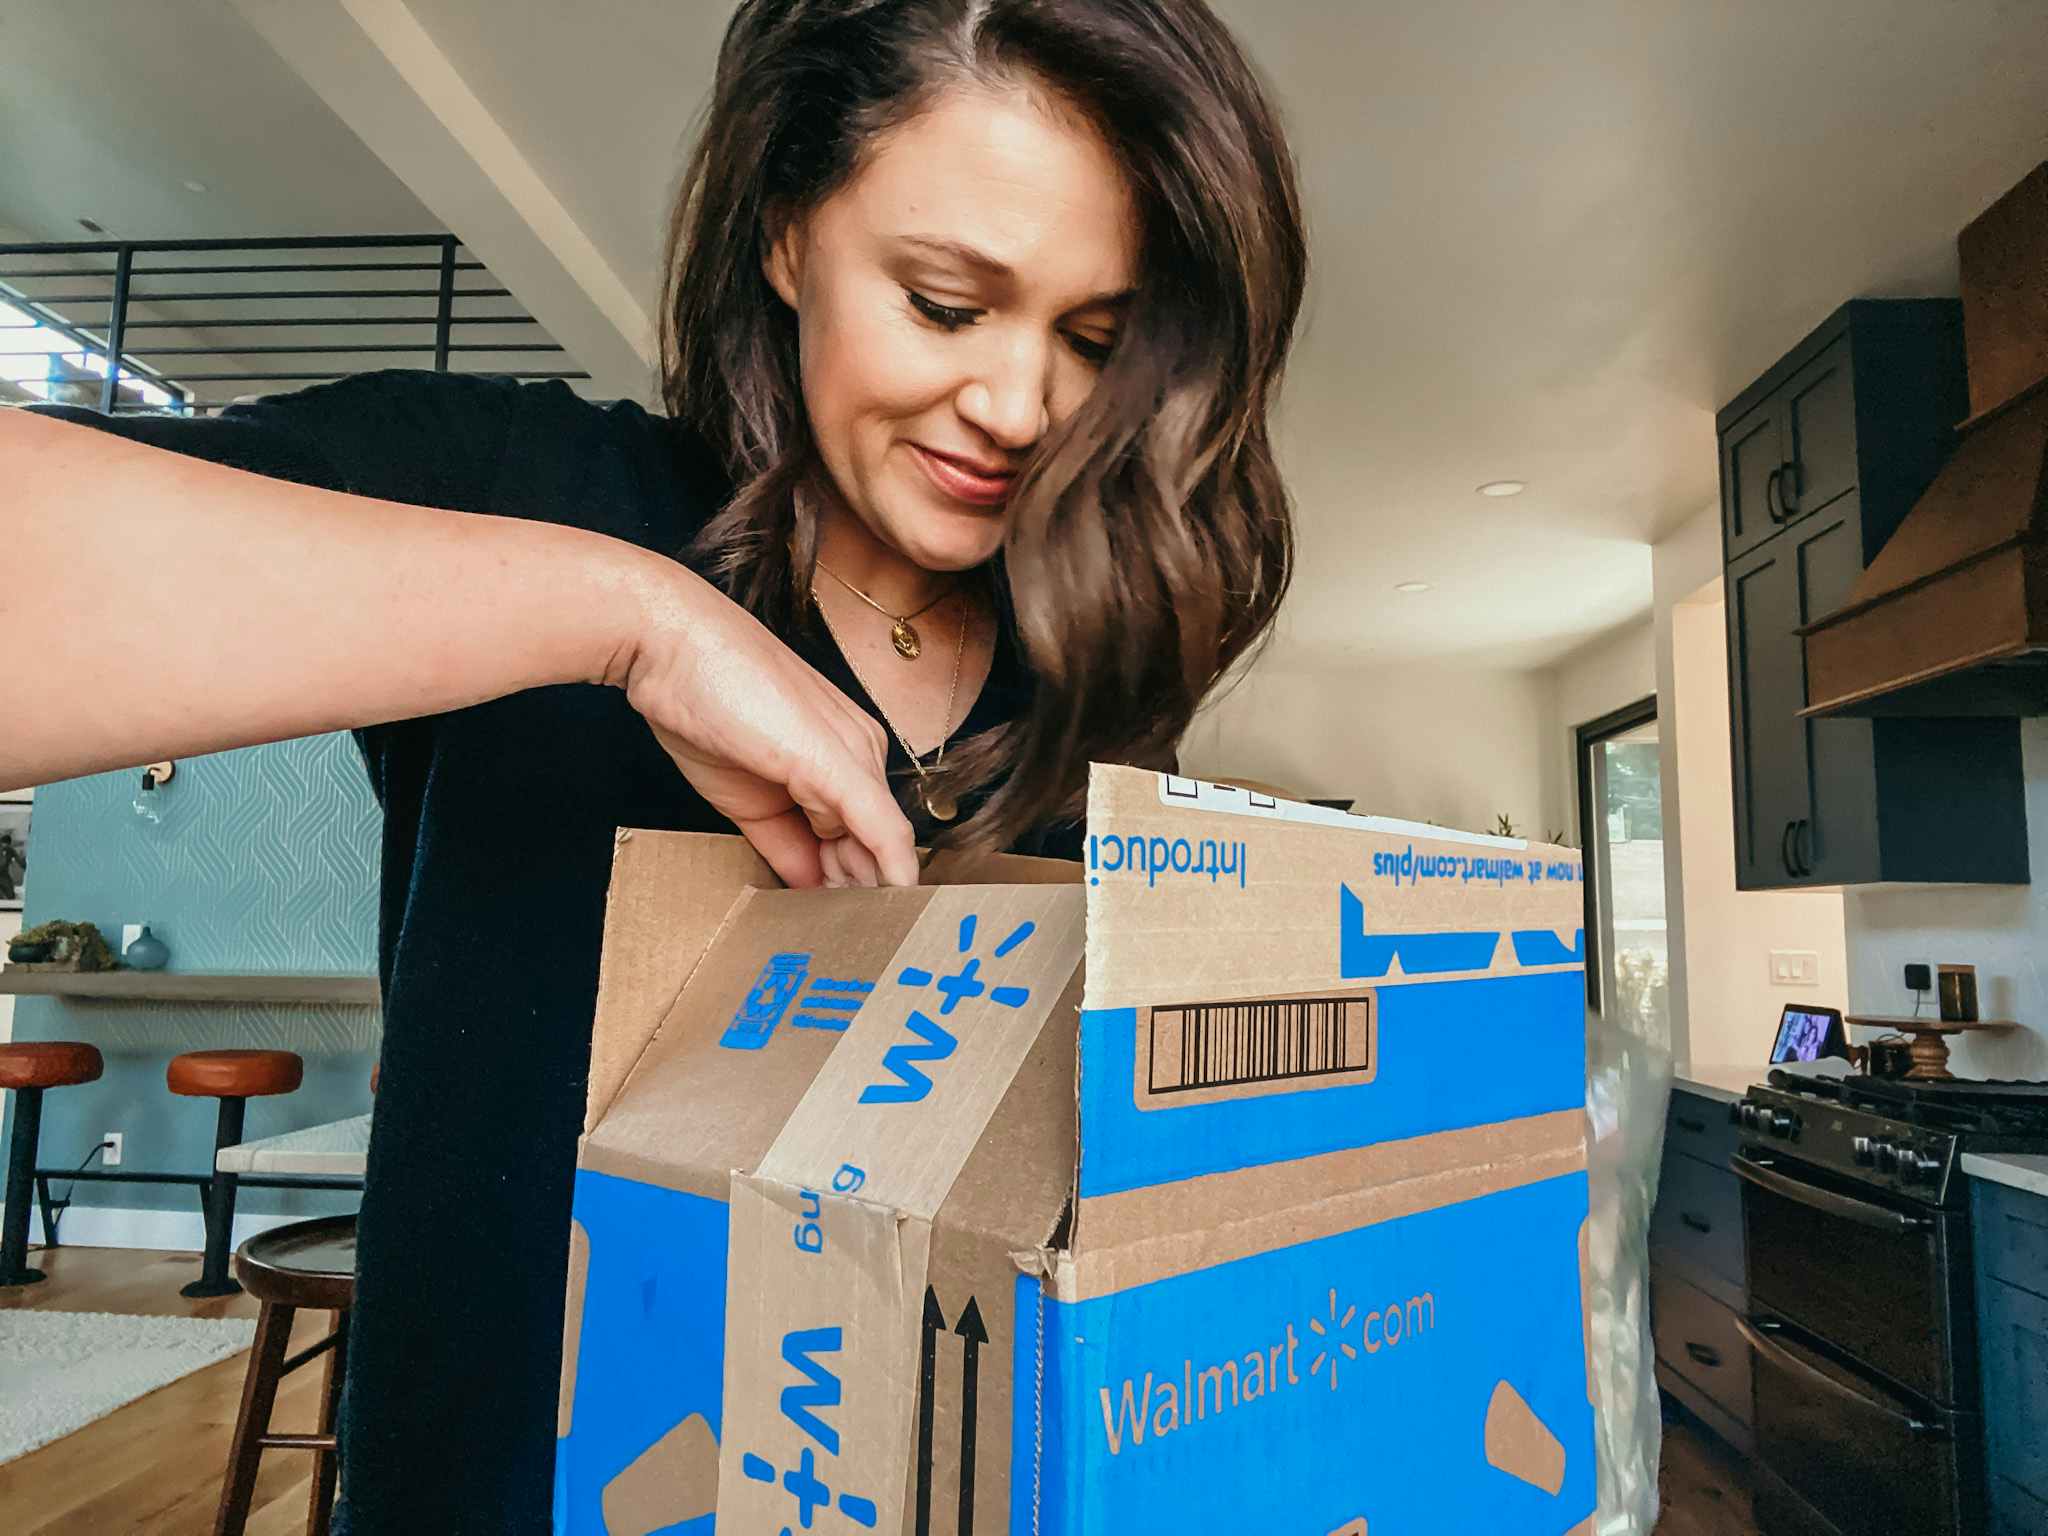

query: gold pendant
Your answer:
[891,620,921,660]
[922,786,958,822]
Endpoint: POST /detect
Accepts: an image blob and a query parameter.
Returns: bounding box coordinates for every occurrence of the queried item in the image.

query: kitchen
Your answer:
[1649,161,2048,1536]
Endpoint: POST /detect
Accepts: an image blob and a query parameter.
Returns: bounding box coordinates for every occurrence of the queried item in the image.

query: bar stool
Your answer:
[0,1042,104,1287]
[214,1214,356,1536]
[167,1048,303,1298]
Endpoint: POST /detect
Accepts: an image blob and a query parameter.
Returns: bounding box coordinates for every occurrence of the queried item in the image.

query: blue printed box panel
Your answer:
[1018,1172,1596,1535]
[1079,966,1586,1198]
[555,1171,729,1536]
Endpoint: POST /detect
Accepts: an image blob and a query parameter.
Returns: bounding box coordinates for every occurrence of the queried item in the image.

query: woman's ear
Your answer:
[762,206,803,311]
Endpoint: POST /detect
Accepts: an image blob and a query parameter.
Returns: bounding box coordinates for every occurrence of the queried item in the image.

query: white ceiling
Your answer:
[5,0,2046,667]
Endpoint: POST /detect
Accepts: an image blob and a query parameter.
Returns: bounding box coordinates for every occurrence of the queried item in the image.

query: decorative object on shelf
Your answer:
[3,920,118,974]
[123,924,170,972]
[1846,1014,2018,1080]
[1846,1034,1915,1080]
[131,759,177,826]
[1938,963,1981,1024]
[0,797,28,913]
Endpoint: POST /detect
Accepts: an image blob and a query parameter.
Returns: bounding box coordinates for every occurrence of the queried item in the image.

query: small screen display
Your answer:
[1771,1006,1842,1063]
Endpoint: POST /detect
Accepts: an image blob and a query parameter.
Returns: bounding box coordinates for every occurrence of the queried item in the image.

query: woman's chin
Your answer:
[889,512,1006,574]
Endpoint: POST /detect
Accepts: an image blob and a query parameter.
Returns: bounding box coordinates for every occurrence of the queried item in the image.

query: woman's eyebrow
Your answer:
[896,234,1134,309]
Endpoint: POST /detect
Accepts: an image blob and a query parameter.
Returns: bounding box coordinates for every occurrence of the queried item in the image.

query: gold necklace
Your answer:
[815,559,954,660]
[813,590,967,822]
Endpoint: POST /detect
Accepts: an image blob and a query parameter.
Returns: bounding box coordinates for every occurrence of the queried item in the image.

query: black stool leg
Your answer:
[1,1086,47,1287]
[183,1096,246,1299]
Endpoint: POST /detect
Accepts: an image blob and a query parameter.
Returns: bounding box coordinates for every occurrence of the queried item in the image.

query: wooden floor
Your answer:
[0,1246,335,1536]
[1655,1408,1761,1536]
[4,1246,1758,1535]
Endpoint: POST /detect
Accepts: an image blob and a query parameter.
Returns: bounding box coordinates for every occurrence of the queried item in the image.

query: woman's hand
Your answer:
[615,557,918,889]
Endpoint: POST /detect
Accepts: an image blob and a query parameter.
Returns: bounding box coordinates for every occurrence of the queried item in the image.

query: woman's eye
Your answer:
[1067,332,1115,367]
[905,289,980,331]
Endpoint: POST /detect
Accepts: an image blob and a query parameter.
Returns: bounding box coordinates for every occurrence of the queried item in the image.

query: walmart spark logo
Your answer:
[1307,1288,1359,1389]
[858,913,1036,1105]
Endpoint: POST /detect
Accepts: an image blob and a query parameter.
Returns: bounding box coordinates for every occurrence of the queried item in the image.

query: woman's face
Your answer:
[765,82,1139,573]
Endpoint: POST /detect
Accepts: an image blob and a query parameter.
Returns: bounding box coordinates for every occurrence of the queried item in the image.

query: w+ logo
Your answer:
[858,912,1036,1105]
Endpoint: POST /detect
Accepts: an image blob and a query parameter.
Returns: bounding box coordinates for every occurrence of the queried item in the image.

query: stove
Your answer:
[1735,1072,2048,1208]
[1729,1073,2048,1536]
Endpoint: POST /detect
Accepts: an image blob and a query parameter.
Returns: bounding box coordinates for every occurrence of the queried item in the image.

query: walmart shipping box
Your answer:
[555,766,1596,1535]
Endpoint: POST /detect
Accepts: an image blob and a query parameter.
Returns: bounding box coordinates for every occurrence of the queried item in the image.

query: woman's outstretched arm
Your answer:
[0,409,917,886]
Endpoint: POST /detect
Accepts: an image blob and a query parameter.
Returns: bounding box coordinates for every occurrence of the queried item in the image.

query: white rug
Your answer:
[0,1310,257,1464]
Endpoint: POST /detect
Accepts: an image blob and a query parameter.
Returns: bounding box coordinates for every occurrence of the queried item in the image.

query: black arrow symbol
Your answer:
[917,1286,944,1536]
[955,1296,986,1536]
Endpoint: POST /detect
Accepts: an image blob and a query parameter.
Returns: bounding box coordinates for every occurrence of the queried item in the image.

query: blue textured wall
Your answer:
[12,734,382,1221]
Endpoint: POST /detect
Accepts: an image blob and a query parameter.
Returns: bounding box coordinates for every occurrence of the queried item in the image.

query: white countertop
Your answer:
[217,1113,370,1176]
[1963,1151,2048,1200]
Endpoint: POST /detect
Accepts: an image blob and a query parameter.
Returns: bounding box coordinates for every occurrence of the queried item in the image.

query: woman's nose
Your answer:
[957,338,1051,451]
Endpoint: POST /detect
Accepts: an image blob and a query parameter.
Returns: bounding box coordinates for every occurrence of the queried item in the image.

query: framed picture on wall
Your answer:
[0,798,28,912]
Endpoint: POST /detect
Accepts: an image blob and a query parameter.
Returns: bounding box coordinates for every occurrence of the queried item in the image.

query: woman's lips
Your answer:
[911,444,1015,506]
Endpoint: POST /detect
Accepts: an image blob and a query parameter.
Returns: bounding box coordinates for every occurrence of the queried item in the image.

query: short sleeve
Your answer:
[25,368,523,514]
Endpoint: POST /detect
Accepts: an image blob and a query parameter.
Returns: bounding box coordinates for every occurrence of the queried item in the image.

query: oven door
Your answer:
[1740,1315,1980,1536]
[1735,1146,1968,1404]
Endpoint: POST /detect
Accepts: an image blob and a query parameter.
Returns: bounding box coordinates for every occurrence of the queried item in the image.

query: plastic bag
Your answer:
[1583,1009,1675,1534]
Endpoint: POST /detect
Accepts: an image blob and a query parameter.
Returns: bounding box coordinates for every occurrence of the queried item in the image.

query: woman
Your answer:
[1,0,1305,1527]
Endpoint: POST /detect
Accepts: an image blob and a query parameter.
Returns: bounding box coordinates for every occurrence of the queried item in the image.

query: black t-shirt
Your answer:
[30,369,1074,1535]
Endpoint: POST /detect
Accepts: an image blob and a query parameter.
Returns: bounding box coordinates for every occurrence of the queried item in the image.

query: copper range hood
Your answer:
[1803,162,2048,717]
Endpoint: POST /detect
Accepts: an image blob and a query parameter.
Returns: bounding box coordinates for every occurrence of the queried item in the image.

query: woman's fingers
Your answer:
[734,807,827,889]
[834,836,882,888]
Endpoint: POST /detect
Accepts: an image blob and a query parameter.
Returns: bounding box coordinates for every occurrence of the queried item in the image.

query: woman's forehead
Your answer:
[838,83,1140,301]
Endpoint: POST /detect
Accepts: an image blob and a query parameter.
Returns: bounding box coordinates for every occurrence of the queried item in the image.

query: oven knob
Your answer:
[1904,1151,1942,1185]
[1872,1139,1899,1173]
[1738,1102,1759,1130]
[1852,1135,1875,1167]
[1768,1109,1799,1139]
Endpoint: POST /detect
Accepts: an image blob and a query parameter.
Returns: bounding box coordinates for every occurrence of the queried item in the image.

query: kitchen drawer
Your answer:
[1652,1143,1746,1299]
[1992,1473,2048,1536]
[1666,1086,1739,1172]
[1977,1178,2048,1302]
[1981,1274,2048,1519]
[1652,1265,1754,1433]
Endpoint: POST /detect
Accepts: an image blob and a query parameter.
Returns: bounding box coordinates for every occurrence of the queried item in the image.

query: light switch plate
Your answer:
[1769,950,1820,987]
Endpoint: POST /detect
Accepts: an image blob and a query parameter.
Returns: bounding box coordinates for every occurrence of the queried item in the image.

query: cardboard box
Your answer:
[555,766,1595,1535]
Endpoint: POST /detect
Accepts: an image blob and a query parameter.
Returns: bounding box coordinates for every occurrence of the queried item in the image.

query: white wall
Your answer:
[1842,718,2048,1080]
[1180,656,1552,836]
[1669,585,1849,1068]
[1540,619,1657,842]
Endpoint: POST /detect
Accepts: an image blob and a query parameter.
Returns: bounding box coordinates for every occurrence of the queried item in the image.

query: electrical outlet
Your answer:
[102,1131,123,1166]
[1769,950,1821,987]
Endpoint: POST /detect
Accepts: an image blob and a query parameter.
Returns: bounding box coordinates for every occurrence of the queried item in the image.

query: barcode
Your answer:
[1147,995,1372,1094]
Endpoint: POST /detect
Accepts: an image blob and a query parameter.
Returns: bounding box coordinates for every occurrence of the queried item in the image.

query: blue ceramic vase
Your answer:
[125,925,170,971]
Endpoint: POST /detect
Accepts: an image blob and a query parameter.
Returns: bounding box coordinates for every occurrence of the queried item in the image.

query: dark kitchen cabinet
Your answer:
[1972,1176,2048,1535]
[1718,300,2029,889]
[1652,1086,1754,1453]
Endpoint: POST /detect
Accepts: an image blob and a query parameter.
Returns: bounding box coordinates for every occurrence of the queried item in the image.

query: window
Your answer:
[1576,697,1668,1045]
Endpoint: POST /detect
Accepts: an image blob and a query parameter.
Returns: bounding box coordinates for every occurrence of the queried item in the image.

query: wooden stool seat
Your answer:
[235,1215,357,1311]
[167,1049,304,1099]
[215,1215,357,1536]
[0,1041,104,1091]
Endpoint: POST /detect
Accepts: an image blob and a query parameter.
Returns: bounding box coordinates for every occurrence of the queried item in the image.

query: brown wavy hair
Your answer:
[662,0,1306,848]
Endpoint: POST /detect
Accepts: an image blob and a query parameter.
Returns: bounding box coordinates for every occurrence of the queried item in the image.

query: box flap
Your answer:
[716,884,1084,1536]
[584,829,774,1135]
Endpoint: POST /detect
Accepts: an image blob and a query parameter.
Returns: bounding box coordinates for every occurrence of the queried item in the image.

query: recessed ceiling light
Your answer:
[76,217,105,234]
[1477,480,1526,497]
[1394,581,1433,594]
[182,179,208,194]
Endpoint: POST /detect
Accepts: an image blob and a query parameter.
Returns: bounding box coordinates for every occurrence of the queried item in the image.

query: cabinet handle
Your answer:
[1780,460,1803,517]
[1765,466,1786,523]
[1795,818,1814,878]
[1781,820,1798,876]
[1674,1115,1708,1135]
[1684,1341,1723,1369]
[1680,1212,1713,1235]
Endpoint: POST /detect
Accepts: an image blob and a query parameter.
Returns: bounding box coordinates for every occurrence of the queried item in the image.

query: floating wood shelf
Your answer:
[0,970,380,1005]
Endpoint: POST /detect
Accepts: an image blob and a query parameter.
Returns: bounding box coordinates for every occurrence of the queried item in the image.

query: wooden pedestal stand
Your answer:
[1846,1016,2018,1080]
